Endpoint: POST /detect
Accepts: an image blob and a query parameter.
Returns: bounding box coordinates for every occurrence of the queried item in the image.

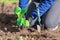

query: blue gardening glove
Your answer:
[19,0,32,9]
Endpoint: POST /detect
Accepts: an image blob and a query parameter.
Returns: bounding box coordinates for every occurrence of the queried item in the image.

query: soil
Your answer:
[0,22,60,40]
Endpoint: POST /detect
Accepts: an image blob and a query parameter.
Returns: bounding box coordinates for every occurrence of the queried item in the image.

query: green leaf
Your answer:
[21,7,28,16]
[17,12,22,18]
[14,6,21,15]
[14,6,22,18]
[17,17,24,26]
[17,36,24,40]
[23,20,30,27]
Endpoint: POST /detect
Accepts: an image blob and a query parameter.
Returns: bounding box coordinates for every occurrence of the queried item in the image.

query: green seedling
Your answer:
[14,6,30,28]
[17,36,24,40]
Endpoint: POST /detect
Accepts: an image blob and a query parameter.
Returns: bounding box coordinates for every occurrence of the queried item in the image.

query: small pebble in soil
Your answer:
[31,38,34,40]
[4,27,7,31]
[37,25,41,33]
[12,25,16,27]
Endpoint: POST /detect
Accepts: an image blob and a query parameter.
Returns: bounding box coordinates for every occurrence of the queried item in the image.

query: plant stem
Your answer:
[21,25,24,30]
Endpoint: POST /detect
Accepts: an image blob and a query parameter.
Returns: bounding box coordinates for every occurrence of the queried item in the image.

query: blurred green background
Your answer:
[0,0,19,3]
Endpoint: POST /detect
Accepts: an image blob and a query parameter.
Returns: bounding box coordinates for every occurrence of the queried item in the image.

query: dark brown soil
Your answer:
[0,22,60,40]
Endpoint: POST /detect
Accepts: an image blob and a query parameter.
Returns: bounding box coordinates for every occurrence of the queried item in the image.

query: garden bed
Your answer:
[0,22,60,40]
